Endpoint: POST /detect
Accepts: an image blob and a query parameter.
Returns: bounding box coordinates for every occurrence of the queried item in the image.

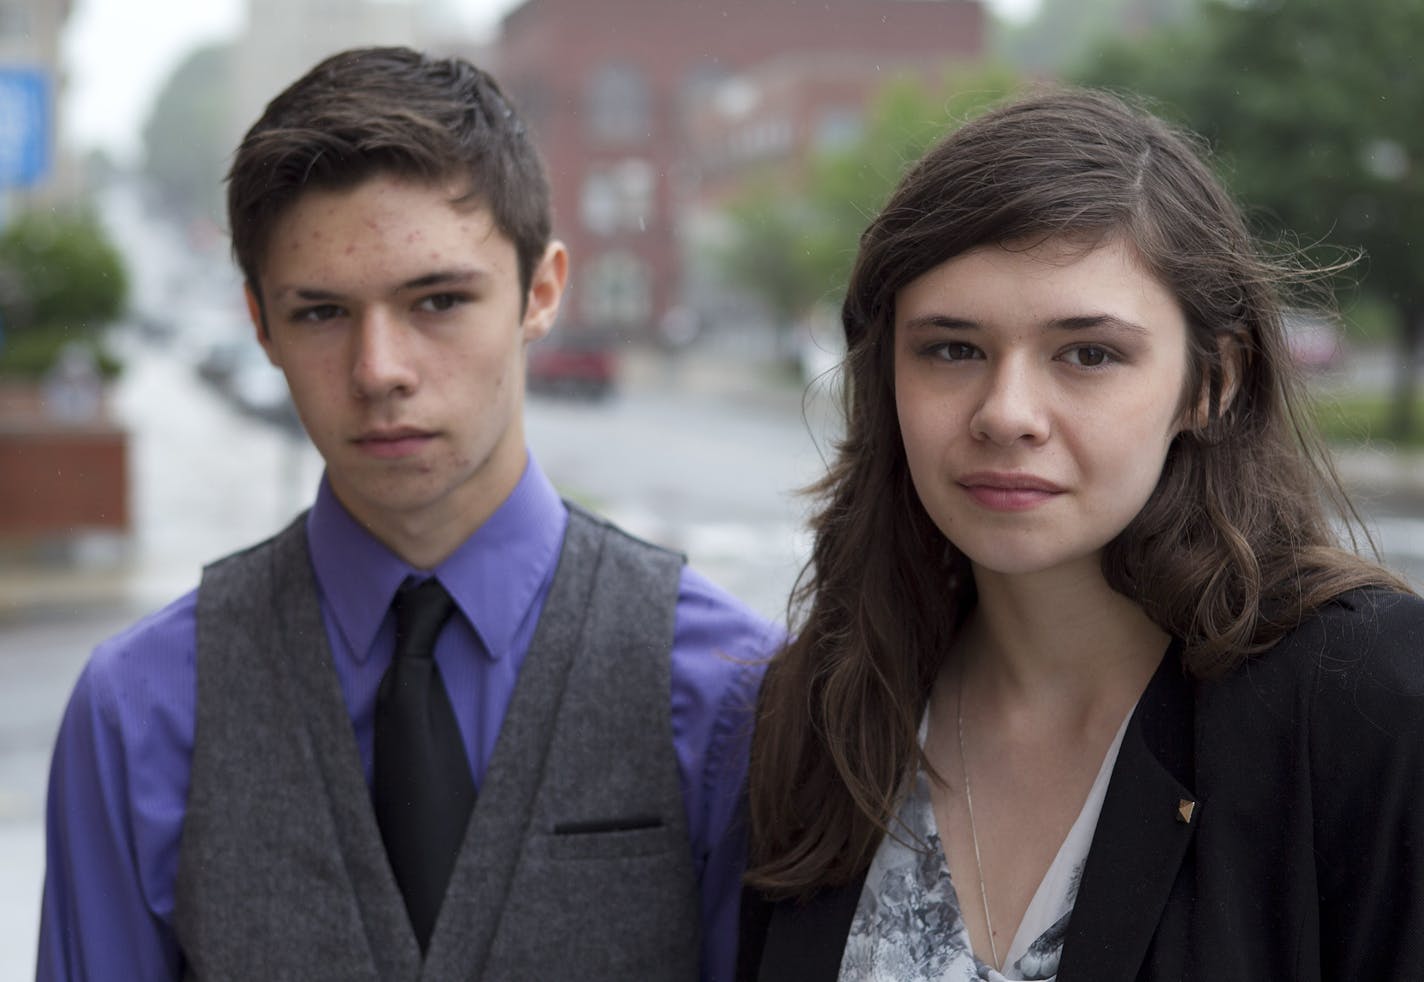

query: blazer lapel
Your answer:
[1057,643,1197,982]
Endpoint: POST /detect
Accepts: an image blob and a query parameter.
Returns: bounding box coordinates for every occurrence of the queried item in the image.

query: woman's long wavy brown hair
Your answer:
[746,87,1410,899]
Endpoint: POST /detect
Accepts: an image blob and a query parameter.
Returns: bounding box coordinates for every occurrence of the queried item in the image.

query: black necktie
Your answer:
[373,577,476,953]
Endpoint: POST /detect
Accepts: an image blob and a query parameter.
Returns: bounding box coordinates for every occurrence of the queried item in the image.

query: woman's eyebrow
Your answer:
[1049,314,1150,336]
[900,313,1150,335]
[900,314,978,332]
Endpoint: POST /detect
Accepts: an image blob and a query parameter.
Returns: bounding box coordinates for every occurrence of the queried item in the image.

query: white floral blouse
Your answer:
[838,711,1131,982]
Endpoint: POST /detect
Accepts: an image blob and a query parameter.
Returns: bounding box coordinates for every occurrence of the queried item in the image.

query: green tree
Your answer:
[1081,0,1424,438]
[995,0,1196,76]
[0,209,129,376]
[717,65,1020,342]
[142,43,234,225]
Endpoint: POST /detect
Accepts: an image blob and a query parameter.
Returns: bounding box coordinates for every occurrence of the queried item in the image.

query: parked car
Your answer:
[196,337,248,387]
[527,333,619,400]
[196,337,301,431]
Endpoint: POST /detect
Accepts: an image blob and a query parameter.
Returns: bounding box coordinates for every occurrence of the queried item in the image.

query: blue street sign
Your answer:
[0,67,51,188]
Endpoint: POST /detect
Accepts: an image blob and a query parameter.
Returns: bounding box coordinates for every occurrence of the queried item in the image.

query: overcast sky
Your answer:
[62,0,1040,163]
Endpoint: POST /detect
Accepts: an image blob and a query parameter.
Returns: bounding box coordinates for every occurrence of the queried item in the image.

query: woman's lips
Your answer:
[957,472,1064,511]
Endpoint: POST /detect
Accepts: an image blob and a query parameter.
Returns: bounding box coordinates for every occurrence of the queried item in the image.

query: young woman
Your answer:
[739,88,1424,981]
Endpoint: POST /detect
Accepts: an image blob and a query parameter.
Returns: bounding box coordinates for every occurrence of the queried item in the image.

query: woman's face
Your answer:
[893,236,1192,581]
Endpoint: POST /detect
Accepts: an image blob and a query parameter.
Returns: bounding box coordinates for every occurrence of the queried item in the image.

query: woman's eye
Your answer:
[932,341,981,361]
[1064,345,1113,368]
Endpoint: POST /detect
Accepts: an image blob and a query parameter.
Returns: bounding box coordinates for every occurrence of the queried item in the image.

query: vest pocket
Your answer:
[553,814,664,835]
[531,822,678,860]
[493,829,700,977]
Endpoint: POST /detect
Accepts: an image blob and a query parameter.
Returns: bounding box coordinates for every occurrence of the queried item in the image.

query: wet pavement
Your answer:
[0,333,832,977]
[5,327,1424,978]
[0,606,135,975]
[11,179,1424,978]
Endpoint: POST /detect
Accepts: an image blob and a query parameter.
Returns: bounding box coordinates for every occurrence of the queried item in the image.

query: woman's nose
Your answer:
[968,359,1050,446]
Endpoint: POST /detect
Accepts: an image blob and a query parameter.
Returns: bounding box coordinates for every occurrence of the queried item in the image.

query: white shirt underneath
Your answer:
[838,707,1133,982]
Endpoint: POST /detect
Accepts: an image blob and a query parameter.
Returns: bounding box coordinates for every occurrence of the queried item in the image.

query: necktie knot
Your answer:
[392,578,455,661]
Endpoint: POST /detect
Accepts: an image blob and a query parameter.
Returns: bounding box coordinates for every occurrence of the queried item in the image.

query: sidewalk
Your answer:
[0,541,145,625]
[1330,444,1424,510]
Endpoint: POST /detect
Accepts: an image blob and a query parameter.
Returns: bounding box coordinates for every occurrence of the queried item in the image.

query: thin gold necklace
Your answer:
[956,675,1002,972]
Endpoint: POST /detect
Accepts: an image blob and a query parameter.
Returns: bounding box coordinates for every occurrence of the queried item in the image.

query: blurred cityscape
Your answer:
[3,0,1423,975]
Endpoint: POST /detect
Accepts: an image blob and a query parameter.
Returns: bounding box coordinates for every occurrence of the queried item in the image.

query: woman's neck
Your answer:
[955,560,1168,720]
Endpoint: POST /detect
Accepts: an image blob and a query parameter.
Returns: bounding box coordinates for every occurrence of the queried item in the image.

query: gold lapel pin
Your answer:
[1177,799,1196,824]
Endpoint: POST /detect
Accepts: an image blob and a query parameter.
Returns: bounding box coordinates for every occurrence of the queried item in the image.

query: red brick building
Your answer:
[493,0,986,340]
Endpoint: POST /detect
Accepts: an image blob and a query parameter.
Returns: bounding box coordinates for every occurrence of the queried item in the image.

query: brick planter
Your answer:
[0,382,130,540]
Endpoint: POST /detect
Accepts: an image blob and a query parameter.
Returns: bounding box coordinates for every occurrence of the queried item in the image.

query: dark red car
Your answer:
[526,334,619,400]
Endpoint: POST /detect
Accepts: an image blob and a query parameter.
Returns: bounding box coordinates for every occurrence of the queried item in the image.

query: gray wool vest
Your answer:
[173,505,701,981]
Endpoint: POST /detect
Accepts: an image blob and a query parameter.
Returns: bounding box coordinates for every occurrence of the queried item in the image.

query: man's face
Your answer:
[251,174,566,564]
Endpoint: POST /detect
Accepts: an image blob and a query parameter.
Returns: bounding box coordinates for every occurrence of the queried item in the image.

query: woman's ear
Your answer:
[1183,331,1245,433]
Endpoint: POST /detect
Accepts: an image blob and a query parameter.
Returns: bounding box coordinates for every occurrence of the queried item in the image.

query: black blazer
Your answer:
[740,588,1424,981]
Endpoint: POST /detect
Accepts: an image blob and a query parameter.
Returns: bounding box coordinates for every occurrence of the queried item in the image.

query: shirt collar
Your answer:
[306,453,569,664]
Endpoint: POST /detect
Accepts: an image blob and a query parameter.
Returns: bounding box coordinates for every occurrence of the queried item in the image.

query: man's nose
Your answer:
[350,310,417,400]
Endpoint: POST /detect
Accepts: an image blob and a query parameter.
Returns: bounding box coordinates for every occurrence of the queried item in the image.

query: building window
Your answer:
[580,159,656,236]
[729,117,793,164]
[581,251,651,329]
[586,62,651,144]
[814,107,864,153]
[682,61,730,107]
[506,79,550,135]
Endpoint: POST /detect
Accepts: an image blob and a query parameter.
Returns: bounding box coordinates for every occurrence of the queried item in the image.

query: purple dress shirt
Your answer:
[38,456,780,982]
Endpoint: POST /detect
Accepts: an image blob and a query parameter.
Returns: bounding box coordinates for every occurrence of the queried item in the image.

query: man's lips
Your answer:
[957,471,1064,511]
[352,427,437,459]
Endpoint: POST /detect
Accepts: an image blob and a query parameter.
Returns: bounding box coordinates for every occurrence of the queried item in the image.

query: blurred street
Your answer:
[0,315,838,977]
[8,328,1424,978]
[4,182,1424,978]
[0,0,1414,974]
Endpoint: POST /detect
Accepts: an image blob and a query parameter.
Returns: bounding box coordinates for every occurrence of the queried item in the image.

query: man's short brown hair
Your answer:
[227,46,551,305]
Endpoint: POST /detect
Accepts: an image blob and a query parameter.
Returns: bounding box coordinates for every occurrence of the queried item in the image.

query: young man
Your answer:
[38,47,778,981]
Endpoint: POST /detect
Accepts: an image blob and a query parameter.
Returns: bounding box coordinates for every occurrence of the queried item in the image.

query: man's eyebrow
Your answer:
[267,285,339,302]
[395,268,488,292]
[271,268,489,302]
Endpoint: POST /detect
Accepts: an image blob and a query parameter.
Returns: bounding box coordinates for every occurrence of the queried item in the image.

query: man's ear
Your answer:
[522,240,569,344]
[1183,331,1244,432]
[245,283,279,366]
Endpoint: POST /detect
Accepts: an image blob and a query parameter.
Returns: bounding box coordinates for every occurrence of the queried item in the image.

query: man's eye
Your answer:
[293,304,343,322]
[418,293,466,313]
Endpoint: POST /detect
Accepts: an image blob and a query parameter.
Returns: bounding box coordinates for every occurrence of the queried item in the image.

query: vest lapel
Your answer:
[1056,644,1196,982]
[272,524,423,979]
[419,510,607,980]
